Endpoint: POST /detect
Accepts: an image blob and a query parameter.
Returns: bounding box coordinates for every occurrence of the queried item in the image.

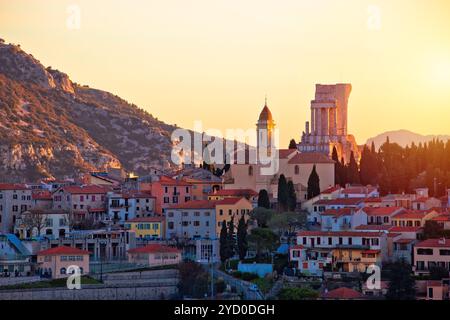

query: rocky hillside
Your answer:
[0,38,181,182]
[366,129,450,149]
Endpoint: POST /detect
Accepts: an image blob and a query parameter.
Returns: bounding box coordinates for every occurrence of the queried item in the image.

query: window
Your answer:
[248,166,253,176]
[168,212,174,217]
[168,222,174,229]
[194,221,200,227]
[60,268,66,275]
[317,237,321,245]
[182,212,188,217]
[348,238,353,245]
[417,248,433,255]
[172,197,178,203]
[229,209,232,216]
[338,237,343,245]
[194,211,200,216]
[186,187,189,193]
[295,165,299,175]
[303,237,307,245]
[164,187,168,193]
[182,221,189,227]
[440,250,450,256]
[163,197,170,203]
[328,237,332,245]
[292,250,300,258]
[219,209,223,216]
[204,212,210,217]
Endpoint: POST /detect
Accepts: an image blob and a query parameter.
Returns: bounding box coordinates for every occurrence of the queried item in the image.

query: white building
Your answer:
[107,191,156,224]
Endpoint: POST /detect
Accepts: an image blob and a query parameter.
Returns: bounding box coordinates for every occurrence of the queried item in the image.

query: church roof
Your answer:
[288,152,335,164]
[258,105,273,122]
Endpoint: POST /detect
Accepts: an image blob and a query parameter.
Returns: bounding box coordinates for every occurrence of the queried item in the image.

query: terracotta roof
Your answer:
[321,186,342,195]
[427,280,443,287]
[389,226,423,233]
[258,105,273,122]
[415,238,450,248]
[363,198,382,203]
[393,211,427,220]
[128,244,180,254]
[321,208,353,217]
[290,245,305,250]
[341,186,377,195]
[313,198,365,206]
[0,183,29,191]
[321,287,363,299]
[61,185,110,194]
[394,238,415,244]
[88,208,106,213]
[210,189,258,197]
[278,149,297,159]
[297,231,384,237]
[215,198,247,205]
[355,225,392,231]
[432,214,450,222]
[127,217,164,223]
[362,207,404,216]
[37,246,90,256]
[288,153,334,164]
[32,191,52,200]
[362,250,380,254]
[158,176,191,186]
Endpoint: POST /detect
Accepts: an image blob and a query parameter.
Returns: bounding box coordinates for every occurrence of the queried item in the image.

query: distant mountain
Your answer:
[0,38,187,182]
[366,129,450,149]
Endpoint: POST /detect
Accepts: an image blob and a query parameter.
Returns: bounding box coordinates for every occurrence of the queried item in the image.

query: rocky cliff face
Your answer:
[0,39,181,182]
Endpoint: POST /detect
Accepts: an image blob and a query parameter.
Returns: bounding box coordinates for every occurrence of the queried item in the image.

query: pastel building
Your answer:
[14,209,70,239]
[0,184,32,233]
[107,191,155,224]
[37,246,90,279]
[413,238,450,277]
[127,244,181,267]
[146,176,192,214]
[52,185,109,222]
[295,230,388,273]
[124,217,165,239]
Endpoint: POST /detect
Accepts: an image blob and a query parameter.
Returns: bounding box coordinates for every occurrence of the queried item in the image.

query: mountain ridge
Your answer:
[366,129,450,149]
[0,38,182,182]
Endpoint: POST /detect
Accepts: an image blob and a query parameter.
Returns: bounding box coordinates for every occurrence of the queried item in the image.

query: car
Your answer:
[248,284,259,292]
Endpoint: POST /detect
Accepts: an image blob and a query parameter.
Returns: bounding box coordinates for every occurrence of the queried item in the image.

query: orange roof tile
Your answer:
[288,153,335,164]
[127,217,164,223]
[37,246,90,256]
[415,238,450,248]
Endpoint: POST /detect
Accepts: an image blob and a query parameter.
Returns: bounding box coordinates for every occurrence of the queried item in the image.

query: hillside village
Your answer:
[1,114,450,300]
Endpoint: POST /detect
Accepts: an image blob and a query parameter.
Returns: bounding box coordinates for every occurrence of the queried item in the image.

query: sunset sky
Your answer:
[1,0,449,146]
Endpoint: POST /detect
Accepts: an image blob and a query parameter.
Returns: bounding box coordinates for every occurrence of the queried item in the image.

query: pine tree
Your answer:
[307,165,321,199]
[287,181,297,211]
[288,139,297,149]
[219,220,228,263]
[278,174,288,211]
[257,189,271,209]
[237,215,248,260]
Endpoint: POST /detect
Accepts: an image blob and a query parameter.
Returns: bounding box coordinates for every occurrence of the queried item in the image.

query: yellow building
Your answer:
[332,248,381,273]
[214,197,253,236]
[125,217,165,239]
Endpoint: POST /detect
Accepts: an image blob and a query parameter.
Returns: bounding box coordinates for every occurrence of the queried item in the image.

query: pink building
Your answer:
[147,176,192,214]
[413,238,450,277]
[37,246,90,279]
[127,244,181,267]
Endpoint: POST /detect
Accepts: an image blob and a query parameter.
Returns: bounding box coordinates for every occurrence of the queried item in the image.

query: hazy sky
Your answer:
[1,0,449,146]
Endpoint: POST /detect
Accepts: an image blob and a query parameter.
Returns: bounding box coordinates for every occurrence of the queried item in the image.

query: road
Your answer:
[215,268,264,300]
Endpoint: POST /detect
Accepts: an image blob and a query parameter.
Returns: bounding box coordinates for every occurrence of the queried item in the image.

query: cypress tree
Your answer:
[347,151,360,184]
[257,189,271,209]
[277,174,288,211]
[227,216,235,259]
[288,139,297,149]
[287,181,297,211]
[219,220,228,263]
[307,165,321,199]
[331,146,342,186]
[237,215,248,260]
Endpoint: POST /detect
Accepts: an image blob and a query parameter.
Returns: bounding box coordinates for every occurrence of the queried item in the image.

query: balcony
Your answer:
[109,203,124,208]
